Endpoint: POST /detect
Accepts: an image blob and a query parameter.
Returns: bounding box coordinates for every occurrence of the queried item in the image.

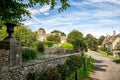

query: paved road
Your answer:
[86,51,120,80]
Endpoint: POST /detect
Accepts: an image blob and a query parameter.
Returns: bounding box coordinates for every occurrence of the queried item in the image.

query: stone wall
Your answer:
[0,52,80,80]
[22,53,79,79]
[44,47,71,54]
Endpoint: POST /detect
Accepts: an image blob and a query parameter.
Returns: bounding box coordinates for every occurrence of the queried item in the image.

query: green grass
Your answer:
[98,50,114,58]
[114,58,120,63]
[66,57,94,80]
[98,50,120,64]
[22,48,38,62]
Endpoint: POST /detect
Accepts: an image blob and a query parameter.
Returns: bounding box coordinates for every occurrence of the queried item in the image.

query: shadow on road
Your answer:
[93,59,108,72]
[94,59,103,63]
[90,78,100,80]
[90,59,108,80]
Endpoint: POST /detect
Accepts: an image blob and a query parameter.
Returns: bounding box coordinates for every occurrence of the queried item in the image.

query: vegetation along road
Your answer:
[86,51,120,80]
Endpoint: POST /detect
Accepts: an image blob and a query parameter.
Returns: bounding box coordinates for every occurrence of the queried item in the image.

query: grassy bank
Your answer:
[114,58,120,63]
[98,50,120,64]
[66,57,94,80]
[98,50,114,58]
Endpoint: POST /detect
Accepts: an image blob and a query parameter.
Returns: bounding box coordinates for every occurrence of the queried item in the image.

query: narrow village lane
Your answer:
[86,51,120,80]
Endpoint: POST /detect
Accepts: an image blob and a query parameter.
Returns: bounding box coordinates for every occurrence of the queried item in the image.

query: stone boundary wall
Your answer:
[0,53,80,80]
[22,53,80,79]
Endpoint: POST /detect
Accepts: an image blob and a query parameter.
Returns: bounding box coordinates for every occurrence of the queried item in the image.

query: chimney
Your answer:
[113,31,116,36]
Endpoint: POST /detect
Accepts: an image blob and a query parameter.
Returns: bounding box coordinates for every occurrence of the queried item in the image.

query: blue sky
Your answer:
[23,0,120,38]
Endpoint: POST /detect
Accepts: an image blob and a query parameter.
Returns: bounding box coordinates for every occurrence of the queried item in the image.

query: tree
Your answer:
[14,25,37,47]
[85,34,98,51]
[39,28,46,33]
[98,35,105,45]
[0,25,36,46]
[0,0,70,25]
[46,34,60,43]
[67,30,86,52]
[36,41,44,52]
[51,30,66,36]
[0,20,5,29]
[60,42,73,50]
[0,27,7,41]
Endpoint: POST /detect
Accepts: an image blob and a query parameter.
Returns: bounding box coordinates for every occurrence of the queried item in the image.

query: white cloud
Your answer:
[28,5,50,15]
[99,19,120,25]
[71,1,91,6]
[39,5,51,13]
[44,12,50,15]
[28,8,39,15]
[89,0,120,4]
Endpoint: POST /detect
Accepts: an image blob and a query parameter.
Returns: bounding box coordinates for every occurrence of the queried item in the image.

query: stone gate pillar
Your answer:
[0,23,23,80]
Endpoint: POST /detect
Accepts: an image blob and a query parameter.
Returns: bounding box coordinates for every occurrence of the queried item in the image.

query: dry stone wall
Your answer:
[22,53,80,79]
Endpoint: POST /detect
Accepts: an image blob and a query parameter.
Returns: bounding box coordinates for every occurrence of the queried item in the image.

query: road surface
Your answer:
[86,51,120,80]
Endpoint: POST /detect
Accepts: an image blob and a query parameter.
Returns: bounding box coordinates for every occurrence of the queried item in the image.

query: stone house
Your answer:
[102,31,120,57]
[37,29,46,41]
[37,29,67,43]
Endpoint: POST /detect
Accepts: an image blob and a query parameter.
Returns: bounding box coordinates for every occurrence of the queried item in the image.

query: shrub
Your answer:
[43,41,56,48]
[66,55,82,71]
[22,48,38,62]
[114,58,120,63]
[36,41,45,52]
[60,42,73,51]
[57,64,71,80]
[107,51,113,55]
[27,68,59,80]
[100,45,107,52]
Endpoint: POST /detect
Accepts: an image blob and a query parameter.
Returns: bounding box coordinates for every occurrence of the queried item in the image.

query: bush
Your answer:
[60,42,73,51]
[27,68,59,80]
[66,55,82,71]
[100,45,107,52]
[36,41,45,52]
[43,41,56,48]
[57,64,71,80]
[22,48,38,62]
[114,58,120,63]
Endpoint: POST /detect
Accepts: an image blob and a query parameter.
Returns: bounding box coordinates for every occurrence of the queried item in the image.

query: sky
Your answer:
[23,0,120,38]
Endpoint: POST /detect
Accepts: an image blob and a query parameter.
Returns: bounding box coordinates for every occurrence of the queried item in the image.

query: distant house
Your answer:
[102,31,120,57]
[37,29,46,41]
[37,29,67,43]
[61,36,67,43]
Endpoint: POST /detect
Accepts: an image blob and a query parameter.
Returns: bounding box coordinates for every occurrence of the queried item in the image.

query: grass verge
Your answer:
[114,58,120,63]
[66,57,94,80]
[98,50,114,58]
[97,50,120,64]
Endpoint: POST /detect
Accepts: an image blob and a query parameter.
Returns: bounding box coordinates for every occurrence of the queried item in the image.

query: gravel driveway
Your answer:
[86,51,120,80]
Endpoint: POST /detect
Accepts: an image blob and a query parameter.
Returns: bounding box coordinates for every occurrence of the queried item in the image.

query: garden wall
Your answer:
[0,53,80,80]
[22,53,80,79]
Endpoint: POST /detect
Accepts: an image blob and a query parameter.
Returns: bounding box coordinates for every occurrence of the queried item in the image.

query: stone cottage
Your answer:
[102,31,120,57]
[37,28,67,43]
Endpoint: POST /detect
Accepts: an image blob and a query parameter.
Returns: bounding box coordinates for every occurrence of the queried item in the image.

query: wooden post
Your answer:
[74,67,78,80]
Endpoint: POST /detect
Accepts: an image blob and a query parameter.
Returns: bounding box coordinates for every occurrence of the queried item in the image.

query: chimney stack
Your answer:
[113,31,116,36]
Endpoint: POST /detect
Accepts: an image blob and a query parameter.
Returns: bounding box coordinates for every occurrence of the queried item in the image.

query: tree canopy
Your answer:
[51,30,66,36]
[85,34,98,51]
[0,27,7,41]
[67,30,86,52]
[98,35,105,45]
[46,34,61,43]
[0,25,36,46]
[14,25,37,47]
[39,28,46,33]
[0,0,70,25]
